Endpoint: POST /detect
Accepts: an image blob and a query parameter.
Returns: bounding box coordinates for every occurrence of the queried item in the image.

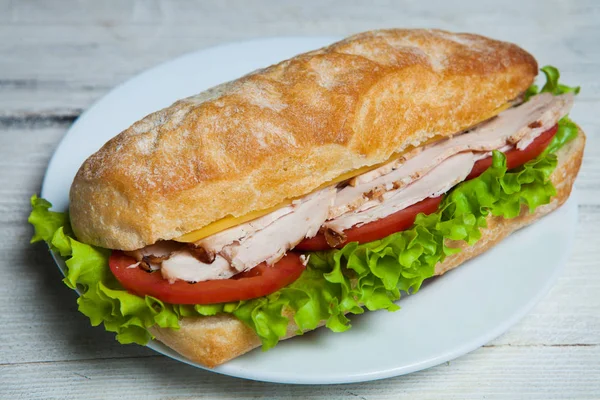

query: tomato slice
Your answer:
[297,124,559,251]
[109,251,306,304]
[466,124,558,180]
[110,125,559,302]
[295,195,443,251]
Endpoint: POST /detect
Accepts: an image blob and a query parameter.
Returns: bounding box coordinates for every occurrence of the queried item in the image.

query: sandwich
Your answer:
[29,29,585,368]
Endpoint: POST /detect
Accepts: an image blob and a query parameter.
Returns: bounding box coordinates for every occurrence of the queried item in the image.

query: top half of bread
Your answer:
[69,29,538,250]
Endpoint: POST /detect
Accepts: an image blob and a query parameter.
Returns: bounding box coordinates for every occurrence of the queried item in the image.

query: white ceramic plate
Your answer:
[42,37,578,384]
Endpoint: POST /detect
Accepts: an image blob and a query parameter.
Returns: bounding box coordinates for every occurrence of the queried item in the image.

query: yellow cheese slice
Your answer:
[174,162,388,243]
[174,102,513,243]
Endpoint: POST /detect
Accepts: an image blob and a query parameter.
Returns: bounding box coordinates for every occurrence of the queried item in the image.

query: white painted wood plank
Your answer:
[0,125,151,365]
[2,346,599,399]
[5,0,596,26]
[1,0,599,115]
[564,100,600,207]
[1,0,600,397]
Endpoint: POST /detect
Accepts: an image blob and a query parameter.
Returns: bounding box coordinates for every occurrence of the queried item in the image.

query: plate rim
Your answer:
[40,36,578,385]
[152,193,578,384]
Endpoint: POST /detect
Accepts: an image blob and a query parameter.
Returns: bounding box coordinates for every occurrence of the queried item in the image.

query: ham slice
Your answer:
[124,241,182,271]
[131,93,573,283]
[161,252,235,283]
[193,205,294,262]
[142,187,335,282]
[329,93,574,219]
[325,152,476,233]
[220,187,335,271]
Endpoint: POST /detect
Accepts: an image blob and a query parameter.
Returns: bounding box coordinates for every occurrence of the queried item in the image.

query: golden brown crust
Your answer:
[69,29,538,250]
[149,314,261,368]
[149,129,585,368]
[436,127,585,275]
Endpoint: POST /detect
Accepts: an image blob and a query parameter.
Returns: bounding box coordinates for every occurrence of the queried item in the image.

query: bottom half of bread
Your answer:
[149,129,586,368]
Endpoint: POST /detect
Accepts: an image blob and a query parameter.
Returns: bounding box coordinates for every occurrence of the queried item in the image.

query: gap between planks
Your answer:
[0,113,79,129]
[0,354,162,367]
[1,343,598,367]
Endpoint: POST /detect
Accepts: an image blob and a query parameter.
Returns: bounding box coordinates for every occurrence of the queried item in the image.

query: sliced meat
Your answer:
[514,93,574,149]
[220,187,336,271]
[325,152,476,233]
[123,241,183,270]
[349,158,403,188]
[161,252,236,283]
[127,94,573,284]
[329,93,574,219]
[472,144,513,162]
[349,145,428,187]
[187,245,216,263]
[192,205,294,259]
[141,187,335,283]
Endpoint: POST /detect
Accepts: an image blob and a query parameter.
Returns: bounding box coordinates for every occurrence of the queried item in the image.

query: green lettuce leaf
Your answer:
[524,65,580,101]
[227,149,560,349]
[523,65,579,157]
[542,116,579,156]
[29,196,182,344]
[28,115,575,349]
[28,195,69,244]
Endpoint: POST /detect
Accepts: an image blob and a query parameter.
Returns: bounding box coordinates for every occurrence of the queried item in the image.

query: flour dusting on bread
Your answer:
[70,29,538,250]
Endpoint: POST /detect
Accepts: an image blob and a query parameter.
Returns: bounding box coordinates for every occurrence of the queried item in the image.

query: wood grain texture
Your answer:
[1,0,599,117]
[2,347,600,399]
[1,0,599,398]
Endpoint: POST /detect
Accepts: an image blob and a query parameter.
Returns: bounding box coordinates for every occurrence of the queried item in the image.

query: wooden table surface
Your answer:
[2,0,599,398]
